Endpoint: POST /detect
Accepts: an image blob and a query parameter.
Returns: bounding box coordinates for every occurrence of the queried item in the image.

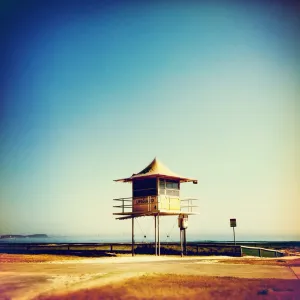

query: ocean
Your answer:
[0,234,298,244]
[0,236,129,244]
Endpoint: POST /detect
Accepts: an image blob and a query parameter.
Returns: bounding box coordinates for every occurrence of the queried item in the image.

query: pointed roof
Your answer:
[114,157,197,183]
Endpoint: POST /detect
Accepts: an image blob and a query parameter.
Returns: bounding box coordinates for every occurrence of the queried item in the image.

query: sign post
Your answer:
[230,218,237,245]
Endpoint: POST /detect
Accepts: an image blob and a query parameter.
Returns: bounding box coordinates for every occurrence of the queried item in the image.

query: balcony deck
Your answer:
[113,197,199,220]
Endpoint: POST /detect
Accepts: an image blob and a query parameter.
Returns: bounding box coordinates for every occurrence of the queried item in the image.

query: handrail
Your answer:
[0,242,285,257]
[241,245,285,257]
[113,198,132,201]
[113,196,199,214]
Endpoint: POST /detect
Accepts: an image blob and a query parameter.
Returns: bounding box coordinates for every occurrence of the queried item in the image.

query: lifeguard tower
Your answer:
[113,158,198,256]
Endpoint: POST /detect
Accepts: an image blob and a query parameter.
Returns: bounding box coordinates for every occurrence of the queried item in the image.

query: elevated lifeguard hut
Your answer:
[113,157,198,256]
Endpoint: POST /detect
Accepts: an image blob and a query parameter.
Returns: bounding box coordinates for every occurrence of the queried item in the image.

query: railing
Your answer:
[0,242,241,256]
[241,246,285,258]
[180,198,198,213]
[0,242,286,257]
[113,197,132,213]
[113,196,198,214]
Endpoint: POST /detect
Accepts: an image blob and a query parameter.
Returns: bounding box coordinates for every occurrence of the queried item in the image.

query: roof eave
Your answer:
[114,174,197,183]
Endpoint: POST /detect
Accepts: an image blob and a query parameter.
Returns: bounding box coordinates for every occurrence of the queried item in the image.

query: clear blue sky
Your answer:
[0,0,299,240]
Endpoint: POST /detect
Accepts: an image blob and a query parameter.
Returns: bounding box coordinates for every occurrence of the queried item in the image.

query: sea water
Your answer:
[0,234,297,244]
[0,235,130,244]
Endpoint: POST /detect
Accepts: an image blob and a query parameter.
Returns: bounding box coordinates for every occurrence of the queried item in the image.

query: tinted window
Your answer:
[166,180,179,190]
[133,178,156,190]
[172,182,179,189]
[166,181,173,189]
[159,179,165,189]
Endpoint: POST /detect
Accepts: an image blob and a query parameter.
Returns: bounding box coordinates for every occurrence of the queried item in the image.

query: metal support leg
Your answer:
[132,217,135,256]
[154,216,157,256]
[158,214,160,256]
[180,229,183,257]
[183,228,187,256]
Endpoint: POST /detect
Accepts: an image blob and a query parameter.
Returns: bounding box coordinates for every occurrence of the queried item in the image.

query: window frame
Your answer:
[158,179,180,196]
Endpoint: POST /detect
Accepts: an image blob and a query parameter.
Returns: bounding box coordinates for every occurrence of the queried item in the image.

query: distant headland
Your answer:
[0,234,48,239]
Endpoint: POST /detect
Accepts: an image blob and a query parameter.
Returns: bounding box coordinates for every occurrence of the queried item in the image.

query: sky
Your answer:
[0,0,299,241]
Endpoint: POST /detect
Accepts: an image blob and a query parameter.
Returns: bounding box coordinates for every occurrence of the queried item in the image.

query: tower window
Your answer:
[159,179,179,196]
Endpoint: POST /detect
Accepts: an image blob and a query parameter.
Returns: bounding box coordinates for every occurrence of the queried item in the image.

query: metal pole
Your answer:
[184,228,187,256]
[233,227,236,245]
[154,216,157,256]
[132,217,135,256]
[158,214,160,256]
[180,229,183,257]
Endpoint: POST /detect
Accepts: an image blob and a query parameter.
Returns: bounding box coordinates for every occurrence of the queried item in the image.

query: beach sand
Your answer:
[0,254,299,299]
[37,274,300,300]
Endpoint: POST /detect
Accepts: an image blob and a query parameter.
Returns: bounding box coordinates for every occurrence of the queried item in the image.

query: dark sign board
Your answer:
[230,218,236,227]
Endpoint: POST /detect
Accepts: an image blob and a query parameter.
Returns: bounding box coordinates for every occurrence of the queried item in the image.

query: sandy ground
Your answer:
[38,274,300,300]
[0,254,299,300]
